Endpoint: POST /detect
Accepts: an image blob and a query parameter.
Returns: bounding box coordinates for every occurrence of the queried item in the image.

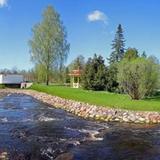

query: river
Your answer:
[0,94,159,160]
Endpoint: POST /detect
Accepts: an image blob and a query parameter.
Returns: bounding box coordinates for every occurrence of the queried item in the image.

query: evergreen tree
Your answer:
[141,51,147,58]
[106,63,119,92]
[82,54,107,91]
[108,24,125,64]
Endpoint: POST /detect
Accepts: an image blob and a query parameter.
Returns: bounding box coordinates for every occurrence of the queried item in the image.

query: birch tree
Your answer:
[29,6,70,85]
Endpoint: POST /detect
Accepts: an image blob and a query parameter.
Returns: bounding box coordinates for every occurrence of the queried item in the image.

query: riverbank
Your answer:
[31,84,160,112]
[0,89,160,124]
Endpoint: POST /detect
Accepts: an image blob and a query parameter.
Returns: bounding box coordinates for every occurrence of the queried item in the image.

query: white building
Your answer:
[0,74,24,85]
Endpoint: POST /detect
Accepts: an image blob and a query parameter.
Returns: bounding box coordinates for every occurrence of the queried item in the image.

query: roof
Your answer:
[68,69,82,77]
[0,74,23,76]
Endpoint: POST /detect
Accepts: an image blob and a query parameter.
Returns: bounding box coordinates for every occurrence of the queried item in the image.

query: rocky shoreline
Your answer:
[0,89,160,124]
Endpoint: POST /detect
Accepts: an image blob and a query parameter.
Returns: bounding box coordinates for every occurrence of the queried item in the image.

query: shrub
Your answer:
[117,58,160,100]
[0,84,5,89]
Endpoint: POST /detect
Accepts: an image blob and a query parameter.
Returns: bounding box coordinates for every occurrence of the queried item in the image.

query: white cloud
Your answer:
[87,10,108,24]
[0,0,7,7]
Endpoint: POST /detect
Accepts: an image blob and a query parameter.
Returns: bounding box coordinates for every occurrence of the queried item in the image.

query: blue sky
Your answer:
[0,0,160,70]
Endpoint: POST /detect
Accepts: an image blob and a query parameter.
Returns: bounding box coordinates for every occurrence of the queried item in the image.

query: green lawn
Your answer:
[30,84,160,112]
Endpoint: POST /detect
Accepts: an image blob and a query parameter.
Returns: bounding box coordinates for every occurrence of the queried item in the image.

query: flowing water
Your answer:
[0,94,159,160]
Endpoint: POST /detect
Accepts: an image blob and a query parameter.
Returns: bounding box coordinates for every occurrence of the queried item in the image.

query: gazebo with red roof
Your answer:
[68,68,82,88]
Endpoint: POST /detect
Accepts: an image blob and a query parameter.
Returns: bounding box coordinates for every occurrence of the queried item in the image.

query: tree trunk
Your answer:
[46,66,49,86]
[46,79,49,85]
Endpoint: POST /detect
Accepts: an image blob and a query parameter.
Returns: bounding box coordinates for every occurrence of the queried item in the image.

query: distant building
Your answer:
[0,74,24,88]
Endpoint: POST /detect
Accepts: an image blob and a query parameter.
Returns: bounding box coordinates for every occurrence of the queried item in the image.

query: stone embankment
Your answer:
[0,89,160,124]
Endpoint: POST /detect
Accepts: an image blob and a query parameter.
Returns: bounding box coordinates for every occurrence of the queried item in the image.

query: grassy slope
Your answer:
[30,84,160,112]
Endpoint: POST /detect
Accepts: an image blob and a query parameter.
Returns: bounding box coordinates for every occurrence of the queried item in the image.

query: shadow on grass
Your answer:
[144,91,160,101]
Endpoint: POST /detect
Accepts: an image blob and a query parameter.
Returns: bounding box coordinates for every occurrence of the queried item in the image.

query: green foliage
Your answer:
[106,24,125,92]
[64,67,70,83]
[31,84,160,112]
[124,48,139,60]
[108,24,125,64]
[34,64,46,83]
[106,63,119,92]
[118,57,160,100]
[29,6,70,85]
[148,55,159,64]
[0,84,5,89]
[141,51,147,58]
[58,67,70,84]
[68,55,85,71]
[82,54,107,91]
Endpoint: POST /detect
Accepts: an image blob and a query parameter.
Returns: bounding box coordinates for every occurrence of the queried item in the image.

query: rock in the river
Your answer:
[0,152,8,160]
[55,152,74,160]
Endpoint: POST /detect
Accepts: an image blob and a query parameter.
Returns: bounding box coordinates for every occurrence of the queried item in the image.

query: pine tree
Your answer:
[82,54,107,91]
[108,24,125,64]
[141,51,147,58]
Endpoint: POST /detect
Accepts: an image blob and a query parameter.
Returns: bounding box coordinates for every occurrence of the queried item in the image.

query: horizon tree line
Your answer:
[1,5,159,100]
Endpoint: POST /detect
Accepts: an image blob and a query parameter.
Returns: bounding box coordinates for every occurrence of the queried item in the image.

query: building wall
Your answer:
[0,75,23,84]
[0,75,3,84]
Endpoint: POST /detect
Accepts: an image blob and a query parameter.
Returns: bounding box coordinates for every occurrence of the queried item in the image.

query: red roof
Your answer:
[69,69,82,77]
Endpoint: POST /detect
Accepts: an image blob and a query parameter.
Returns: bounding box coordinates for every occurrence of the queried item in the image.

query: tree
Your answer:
[148,55,159,64]
[29,6,70,85]
[21,69,36,82]
[53,66,70,84]
[34,64,46,83]
[106,63,119,92]
[11,67,19,74]
[64,67,70,83]
[118,57,160,100]
[108,24,125,64]
[68,55,85,71]
[106,48,139,93]
[82,54,107,91]
[141,51,147,58]
[124,48,139,61]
